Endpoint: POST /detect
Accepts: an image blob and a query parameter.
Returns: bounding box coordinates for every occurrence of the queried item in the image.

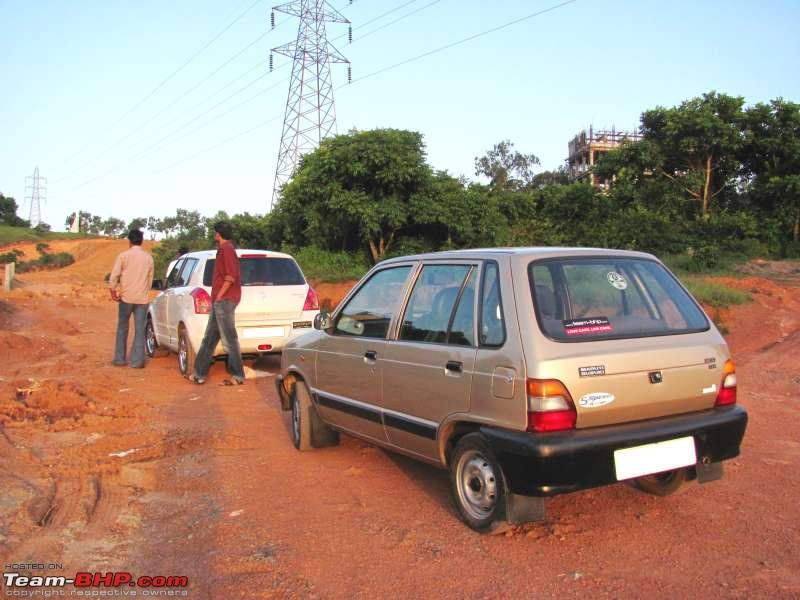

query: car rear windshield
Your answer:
[203,256,305,286]
[529,257,709,342]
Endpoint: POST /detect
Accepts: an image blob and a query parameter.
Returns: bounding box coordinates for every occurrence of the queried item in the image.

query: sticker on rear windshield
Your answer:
[563,317,613,336]
[607,271,628,290]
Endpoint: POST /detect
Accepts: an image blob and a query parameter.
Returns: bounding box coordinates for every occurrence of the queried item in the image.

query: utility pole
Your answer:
[25,167,47,227]
[270,0,351,209]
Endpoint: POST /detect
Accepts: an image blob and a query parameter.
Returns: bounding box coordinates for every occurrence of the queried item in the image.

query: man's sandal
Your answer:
[186,374,206,384]
[220,378,244,386]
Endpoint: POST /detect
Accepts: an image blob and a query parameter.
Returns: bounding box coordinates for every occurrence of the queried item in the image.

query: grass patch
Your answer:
[287,246,370,282]
[0,225,92,246]
[662,251,746,277]
[683,278,751,308]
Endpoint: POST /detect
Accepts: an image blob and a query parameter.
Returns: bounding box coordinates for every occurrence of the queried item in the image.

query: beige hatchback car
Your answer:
[276,248,747,533]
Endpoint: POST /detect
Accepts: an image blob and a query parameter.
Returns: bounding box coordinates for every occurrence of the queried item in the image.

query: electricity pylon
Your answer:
[270,0,351,209]
[25,167,47,227]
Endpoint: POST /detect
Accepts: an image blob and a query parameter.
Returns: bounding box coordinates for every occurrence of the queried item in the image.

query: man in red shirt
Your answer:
[188,221,245,385]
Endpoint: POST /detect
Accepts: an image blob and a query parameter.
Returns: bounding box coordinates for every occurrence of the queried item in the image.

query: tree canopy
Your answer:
[0,193,29,227]
[274,128,433,262]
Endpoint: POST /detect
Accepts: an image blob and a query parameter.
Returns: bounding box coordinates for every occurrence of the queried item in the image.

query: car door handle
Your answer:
[364,350,377,361]
[446,360,463,373]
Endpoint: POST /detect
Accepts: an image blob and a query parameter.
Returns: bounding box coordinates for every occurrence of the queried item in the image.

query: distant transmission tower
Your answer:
[25,167,47,227]
[270,0,351,209]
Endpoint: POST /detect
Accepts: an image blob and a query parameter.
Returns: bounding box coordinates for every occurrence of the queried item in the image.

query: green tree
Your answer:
[474,140,540,191]
[639,91,746,218]
[740,98,800,244]
[410,173,508,249]
[174,209,205,238]
[128,217,148,231]
[101,217,127,237]
[0,193,29,227]
[230,212,271,249]
[277,128,432,263]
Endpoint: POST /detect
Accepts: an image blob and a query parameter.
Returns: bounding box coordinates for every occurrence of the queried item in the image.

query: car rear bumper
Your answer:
[480,404,747,497]
[212,325,314,355]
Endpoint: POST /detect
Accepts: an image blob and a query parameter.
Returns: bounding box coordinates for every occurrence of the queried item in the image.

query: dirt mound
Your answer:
[736,259,800,284]
[1,379,113,430]
[707,276,800,355]
[46,317,81,335]
[0,330,65,358]
[312,280,357,311]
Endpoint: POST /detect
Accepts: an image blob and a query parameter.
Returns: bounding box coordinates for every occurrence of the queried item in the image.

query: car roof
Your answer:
[179,249,296,260]
[377,246,658,264]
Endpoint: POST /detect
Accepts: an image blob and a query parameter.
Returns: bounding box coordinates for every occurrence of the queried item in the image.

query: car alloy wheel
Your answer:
[145,318,157,357]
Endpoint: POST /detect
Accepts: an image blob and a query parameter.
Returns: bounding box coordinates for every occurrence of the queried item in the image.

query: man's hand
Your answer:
[110,289,120,301]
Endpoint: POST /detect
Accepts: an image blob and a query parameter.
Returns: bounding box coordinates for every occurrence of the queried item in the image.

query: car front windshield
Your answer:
[529,257,709,342]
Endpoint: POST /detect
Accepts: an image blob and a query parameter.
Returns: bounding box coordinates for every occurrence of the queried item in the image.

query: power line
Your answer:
[331,0,441,44]
[62,0,435,194]
[86,0,415,178]
[52,0,266,181]
[347,0,578,86]
[112,0,579,196]
[116,0,265,124]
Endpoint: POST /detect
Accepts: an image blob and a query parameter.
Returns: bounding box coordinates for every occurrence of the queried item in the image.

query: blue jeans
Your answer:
[193,300,244,380]
[114,301,148,367]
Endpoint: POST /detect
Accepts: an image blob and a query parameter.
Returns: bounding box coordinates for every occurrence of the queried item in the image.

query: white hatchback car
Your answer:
[145,249,320,375]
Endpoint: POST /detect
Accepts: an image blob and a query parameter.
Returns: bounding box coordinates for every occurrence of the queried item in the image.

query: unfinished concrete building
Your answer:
[567,126,642,187]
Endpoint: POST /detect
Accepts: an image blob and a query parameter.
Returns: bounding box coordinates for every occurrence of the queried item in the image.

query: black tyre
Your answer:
[145,317,170,358]
[631,468,689,497]
[450,433,509,534]
[290,382,312,451]
[178,327,195,377]
[145,317,159,358]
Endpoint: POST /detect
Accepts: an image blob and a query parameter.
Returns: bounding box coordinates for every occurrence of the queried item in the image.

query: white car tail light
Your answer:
[303,287,319,311]
[191,288,212,314]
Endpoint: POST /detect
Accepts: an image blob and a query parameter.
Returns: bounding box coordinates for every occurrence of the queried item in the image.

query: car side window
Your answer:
[166,259,185,288]
[335,266,412,339]
[449,269,477,346]
[479,261,506,347]
[399,265,474,345]
[175,258,198,287]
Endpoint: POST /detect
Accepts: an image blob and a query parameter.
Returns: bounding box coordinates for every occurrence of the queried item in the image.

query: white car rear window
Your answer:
[203,257,305,286]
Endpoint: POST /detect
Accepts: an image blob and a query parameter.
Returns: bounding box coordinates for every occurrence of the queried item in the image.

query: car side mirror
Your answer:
[313,311,332,332]
[152,279,163,290]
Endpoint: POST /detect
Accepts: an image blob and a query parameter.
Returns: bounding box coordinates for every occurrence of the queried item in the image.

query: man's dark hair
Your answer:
[178,245,189,256]
[127,229,144,245]
[213,221,233,241]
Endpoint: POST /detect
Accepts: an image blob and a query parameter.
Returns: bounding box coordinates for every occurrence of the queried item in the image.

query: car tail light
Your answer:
[526,379,577,432]
[715,359,737,406]
[303,287,319,311]
[191,288,212,314]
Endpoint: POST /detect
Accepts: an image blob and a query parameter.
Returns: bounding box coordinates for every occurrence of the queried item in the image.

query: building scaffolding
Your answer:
[567,126,642,187]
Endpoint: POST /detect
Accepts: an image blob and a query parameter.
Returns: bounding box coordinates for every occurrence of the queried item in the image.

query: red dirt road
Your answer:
[1,239,799,599]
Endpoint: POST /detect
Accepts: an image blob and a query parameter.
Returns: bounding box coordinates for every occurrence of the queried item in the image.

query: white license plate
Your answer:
[613,436,696,481]
[242,326,286,339]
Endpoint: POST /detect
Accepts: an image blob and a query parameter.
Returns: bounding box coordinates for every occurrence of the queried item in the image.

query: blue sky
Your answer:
[1,0,799,231]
